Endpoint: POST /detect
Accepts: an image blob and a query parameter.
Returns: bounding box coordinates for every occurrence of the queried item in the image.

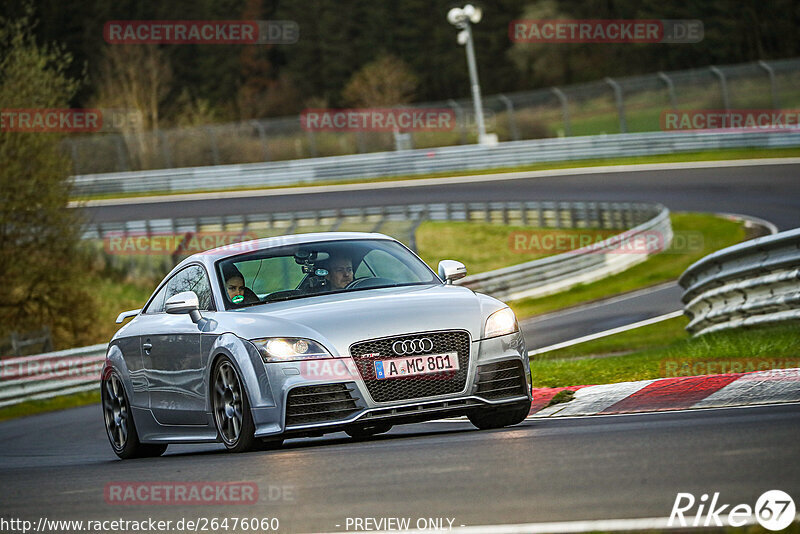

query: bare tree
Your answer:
[341,54,418,107]
[507,1,575,87]
[94,45,172,169]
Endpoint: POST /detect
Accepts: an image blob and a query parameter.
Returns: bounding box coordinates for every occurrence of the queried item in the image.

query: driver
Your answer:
[324,255,354,290]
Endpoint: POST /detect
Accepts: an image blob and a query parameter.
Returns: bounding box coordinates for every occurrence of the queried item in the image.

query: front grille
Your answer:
[285,383,361,426]
[350,330,471,403]
[475,360,528,400]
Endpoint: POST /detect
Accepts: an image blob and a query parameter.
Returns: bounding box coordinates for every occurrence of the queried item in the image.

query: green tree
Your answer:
[0,11,96,348]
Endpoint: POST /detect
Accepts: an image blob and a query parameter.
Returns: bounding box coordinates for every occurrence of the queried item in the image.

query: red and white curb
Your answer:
[529,368,800,417]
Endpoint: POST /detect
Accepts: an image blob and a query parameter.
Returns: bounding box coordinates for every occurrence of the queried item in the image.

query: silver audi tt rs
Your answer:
[102,232,532,459]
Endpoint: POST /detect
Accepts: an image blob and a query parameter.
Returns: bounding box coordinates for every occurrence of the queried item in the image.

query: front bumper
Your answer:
[251,330,530,438]
[281,394,529,437]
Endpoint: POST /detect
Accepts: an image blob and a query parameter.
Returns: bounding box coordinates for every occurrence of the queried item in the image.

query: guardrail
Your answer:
[458,204,671,300]
[71,130,800,196]
[0,328,53,357]
[84,200,669,283]
[83,200,660,239]
[679,228,800,336]
[0,344,106,408]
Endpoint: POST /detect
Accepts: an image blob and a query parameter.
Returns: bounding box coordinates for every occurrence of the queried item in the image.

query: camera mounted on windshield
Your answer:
[295,250,330,289]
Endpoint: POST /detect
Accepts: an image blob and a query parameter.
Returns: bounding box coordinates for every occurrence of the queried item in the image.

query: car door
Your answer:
[138,264,214,426]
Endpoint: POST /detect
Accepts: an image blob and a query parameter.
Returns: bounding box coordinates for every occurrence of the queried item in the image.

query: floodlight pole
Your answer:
[462,23,487,143]
[449,5,489,144]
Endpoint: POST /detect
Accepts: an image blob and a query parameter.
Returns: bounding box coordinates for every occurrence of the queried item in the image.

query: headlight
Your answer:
[484,308,519,339]
[250,338,332,363]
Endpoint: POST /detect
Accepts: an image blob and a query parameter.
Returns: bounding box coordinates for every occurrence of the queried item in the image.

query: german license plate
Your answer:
[373,352,459,380]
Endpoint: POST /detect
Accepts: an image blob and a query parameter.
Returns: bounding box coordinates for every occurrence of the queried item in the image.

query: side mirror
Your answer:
[165,291,202,323]
[438,260,467,284]
[115,309,141,324]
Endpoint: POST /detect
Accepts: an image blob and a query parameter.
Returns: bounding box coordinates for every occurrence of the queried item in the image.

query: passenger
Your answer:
[324,255,354,290]
[222,264,258,305]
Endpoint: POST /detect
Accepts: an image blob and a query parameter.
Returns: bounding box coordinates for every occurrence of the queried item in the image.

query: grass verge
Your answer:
[73,146,800,202]
[535,315,691,361]
[531,321,800,388]
[416,220,554,273]
[0,390,99,422]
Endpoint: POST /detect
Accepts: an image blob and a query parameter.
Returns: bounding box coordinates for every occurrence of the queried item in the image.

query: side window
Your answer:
[145,266,213,314]
[361,250,417,282]
[354,261,373,278]
[166,265,213,311]
[143,283,168,314]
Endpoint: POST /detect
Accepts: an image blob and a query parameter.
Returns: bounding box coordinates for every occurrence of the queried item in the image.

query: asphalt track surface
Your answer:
[82,162,800,230]
[1,403,799,532]
[520,282,683,351]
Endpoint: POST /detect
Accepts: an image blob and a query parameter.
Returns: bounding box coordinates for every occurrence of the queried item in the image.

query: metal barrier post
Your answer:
[355,131,367,153]
[371,207,387,233]
[448,99,468,144]
[205,127,221,165]
[605,77,628,133]
[250,120,271,161]
[408,208,427,252]
[658,72,678,110]
[113,135,130,171]
[68,140,80,174]
[709,66,730,111]
[550,88,571,136]
[157,129,172,168]
[498,94,520,141]
[758,60,781,109]
[306,129,318,157]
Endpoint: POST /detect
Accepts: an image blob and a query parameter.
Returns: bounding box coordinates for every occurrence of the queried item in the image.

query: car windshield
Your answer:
[216,238,439,308]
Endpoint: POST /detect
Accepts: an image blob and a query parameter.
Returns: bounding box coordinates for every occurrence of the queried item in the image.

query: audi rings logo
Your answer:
[392,338,434,355]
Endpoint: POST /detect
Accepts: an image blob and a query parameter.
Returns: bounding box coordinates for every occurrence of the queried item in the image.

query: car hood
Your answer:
[214,284,504,355]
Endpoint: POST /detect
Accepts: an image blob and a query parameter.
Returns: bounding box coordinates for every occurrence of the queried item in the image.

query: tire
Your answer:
[102,371,167,459]
[212,357,258,453]
[345,423,393,439]
[468,401,530,430]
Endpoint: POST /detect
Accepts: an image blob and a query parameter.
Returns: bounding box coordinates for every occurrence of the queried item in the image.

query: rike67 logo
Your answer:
[669,490,796,530]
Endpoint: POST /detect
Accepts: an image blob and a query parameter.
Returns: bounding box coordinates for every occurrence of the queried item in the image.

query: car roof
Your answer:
[173,231,397,273]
